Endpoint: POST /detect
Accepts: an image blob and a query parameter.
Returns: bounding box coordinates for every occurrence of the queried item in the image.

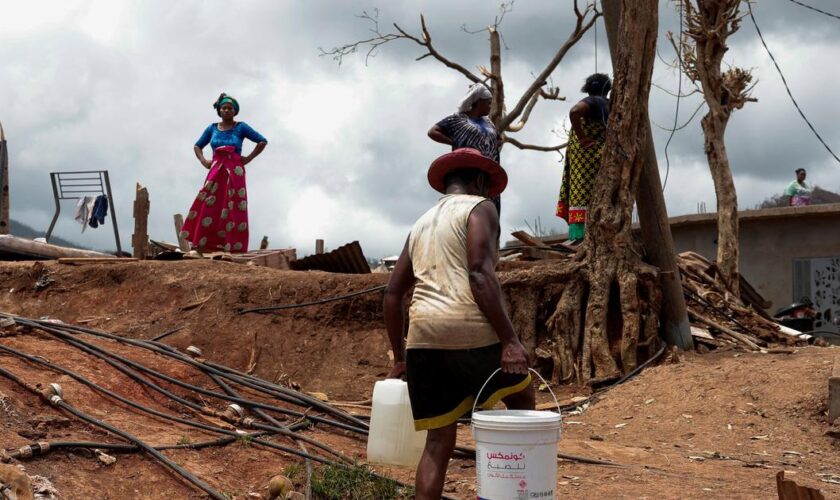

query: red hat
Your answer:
[427,148,508,197]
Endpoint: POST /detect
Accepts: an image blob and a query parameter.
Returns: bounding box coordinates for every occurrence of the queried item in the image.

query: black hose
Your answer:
[604,343,668,390]
[0,330,362,463]
[206,368,351,463]
[7,431,308,459]
[46,319,363,427]
[238,284,387,314]
[0,344,350,469]
[151,326,183,342]
[555,343,668,413]
[33,318,366,429]
[0,325,422,496]
[0,365,226,500]
[205,371,320,497]
[24,320,368,434]
[0,342,239,436]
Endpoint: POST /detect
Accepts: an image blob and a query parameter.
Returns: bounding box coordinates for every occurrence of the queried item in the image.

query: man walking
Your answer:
[384,148,535,499]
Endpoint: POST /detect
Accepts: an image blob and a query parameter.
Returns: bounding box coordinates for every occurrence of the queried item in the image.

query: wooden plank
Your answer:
[689,325,714,340]
[236,249,295,270]
[0,235,109,259]
[830,355,840,424]
[518,246,568,261]
[131,183,149,259]
[59,257,138,264]
[511,230,550,248]
[173,214,190,252]
[689,311,761,351]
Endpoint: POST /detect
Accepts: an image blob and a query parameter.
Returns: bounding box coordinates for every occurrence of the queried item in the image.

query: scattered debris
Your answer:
[0,463,32,500]
[776,470,825,500]
[290,241,371,274]
[502,232,805,352]
[95,450,117,466]
[818,474,840,486]
[179,293,215,312]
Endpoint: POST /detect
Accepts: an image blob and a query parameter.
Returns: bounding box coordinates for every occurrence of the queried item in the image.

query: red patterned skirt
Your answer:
[180,146,249,253]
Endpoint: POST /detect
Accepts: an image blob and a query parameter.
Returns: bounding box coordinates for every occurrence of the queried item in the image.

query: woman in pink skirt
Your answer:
[181,93,267,253]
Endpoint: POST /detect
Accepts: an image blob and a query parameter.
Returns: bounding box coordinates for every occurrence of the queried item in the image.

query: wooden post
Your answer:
[132,183,149,259]
[830,355,840,424]
[315,239,324,255]
[0,121,9,235]
[601,0,693,350]
[173,214,190,252]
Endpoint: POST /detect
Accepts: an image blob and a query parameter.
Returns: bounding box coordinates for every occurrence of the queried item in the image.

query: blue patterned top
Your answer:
[195,122,267,155]
[436,113,500,162]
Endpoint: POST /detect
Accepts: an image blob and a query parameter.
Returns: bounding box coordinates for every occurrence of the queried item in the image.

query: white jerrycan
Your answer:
[366,378,427,467]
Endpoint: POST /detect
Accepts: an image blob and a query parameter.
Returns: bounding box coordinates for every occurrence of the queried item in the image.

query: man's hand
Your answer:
[500,340,529,375]
[387,361,406,379]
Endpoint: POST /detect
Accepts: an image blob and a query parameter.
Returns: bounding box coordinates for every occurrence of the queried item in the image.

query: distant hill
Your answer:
[758,186,840,209]
[9,219,88,249]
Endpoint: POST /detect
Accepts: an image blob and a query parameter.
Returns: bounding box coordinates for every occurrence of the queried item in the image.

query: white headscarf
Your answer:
[457,83,492,113]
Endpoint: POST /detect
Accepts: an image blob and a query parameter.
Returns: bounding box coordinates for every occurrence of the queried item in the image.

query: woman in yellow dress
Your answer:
[557,73,611,243]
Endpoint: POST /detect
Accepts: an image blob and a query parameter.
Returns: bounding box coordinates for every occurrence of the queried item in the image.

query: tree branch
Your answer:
[503,136,567,152]
[506,92,540,132]
[497,0,600,131]
[397,15,482,83]
[320,10,482,83]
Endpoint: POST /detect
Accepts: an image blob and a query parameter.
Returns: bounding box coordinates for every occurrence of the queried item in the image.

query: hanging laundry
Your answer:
[73,196,95,233]
[89,195,109,228]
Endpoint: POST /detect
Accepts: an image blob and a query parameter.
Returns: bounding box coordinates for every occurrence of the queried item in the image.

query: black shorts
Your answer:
[405,343,531,431]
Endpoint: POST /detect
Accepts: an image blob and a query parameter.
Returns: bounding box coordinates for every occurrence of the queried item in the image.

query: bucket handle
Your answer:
[471,368,561,417]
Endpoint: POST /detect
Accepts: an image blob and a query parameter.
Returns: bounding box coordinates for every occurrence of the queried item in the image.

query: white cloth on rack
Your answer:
[73,196,95,233]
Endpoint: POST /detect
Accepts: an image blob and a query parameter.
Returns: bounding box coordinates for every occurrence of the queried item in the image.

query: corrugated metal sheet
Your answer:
[290,241,371,274]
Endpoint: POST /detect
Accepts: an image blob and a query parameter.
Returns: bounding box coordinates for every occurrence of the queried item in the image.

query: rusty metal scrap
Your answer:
[290,241,371,274]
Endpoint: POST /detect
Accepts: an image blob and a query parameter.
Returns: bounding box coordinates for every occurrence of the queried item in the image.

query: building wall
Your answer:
[670,208,840,312]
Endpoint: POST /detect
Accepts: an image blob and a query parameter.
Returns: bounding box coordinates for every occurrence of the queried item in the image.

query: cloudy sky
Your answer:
[1,0,838,258]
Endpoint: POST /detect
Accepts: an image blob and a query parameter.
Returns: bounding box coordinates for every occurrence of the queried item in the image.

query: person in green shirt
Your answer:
[784,168,813,207]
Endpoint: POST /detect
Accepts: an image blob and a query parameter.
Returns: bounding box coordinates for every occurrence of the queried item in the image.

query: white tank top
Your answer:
[407,194,499,350]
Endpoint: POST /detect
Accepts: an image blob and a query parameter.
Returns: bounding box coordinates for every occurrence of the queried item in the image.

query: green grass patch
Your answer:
[310,464,414,500]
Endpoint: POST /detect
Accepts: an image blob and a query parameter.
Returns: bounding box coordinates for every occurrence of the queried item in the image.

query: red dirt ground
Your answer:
[0,260,838,499]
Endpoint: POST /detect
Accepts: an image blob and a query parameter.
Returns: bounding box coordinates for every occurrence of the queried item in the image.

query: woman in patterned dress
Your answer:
[556,73,611,244]
[180,93,267,253]
[784,168,813,207]
[428,83,503,214]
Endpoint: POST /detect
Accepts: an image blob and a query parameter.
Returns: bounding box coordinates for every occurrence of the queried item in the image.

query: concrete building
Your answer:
[668,203,840,318]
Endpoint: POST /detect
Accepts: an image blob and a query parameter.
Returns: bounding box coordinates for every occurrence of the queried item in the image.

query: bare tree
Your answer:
[0,120,8,234]
[320,2,600,152]
[671,0,756,296]
[505,0,663,383]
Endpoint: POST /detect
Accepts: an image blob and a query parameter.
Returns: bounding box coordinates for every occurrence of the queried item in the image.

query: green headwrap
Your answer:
[214,94,240,115]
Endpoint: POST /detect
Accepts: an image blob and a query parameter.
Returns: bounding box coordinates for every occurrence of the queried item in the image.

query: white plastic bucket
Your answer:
[471,369,561,500]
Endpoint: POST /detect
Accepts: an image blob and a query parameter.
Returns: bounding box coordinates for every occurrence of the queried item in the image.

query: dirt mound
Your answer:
[0,260,392,401]
[0,260,838,499]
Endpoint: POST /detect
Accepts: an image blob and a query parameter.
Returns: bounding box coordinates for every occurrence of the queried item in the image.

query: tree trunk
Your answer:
[701,112,739,296]
[601,0,693,350]
[488,27,504,126]
[0,122,8,235]
[545,0,662,383]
